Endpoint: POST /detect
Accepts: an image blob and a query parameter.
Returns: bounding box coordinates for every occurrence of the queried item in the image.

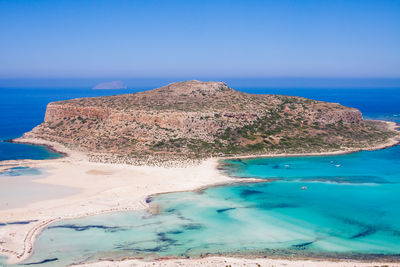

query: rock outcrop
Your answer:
[23,80,397,164]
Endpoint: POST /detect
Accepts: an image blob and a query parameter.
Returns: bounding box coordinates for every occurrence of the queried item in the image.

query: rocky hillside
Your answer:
[23,80,398,164]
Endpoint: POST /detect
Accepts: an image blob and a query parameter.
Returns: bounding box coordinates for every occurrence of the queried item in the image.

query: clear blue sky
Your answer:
[0,0,399,80]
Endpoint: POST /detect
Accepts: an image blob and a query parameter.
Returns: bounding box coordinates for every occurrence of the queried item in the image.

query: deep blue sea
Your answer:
[1,86,400,266]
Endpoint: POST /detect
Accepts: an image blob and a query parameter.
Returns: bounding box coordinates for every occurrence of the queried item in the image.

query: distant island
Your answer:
[18,80,399,165]
[92,80,127,89]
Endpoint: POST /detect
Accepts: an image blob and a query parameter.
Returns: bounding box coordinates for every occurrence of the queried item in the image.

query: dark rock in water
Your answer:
[23,258,58,265]
[48,224,125,232]
[166,229,184,235]
[233,159,247,165]
[165,208,176,213]
[257,202,298,210]
[350,227,377,239]
[93,80,127,89]
[183,223,204,230]
[292,241,315,249]
[0,220,38,226]
[8,220,38,225]
[240,189,263,197]
[216,207,236,213]
[156,232,176,243]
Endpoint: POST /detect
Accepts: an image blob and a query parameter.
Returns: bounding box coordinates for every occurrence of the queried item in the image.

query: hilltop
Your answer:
[20,80,399,165]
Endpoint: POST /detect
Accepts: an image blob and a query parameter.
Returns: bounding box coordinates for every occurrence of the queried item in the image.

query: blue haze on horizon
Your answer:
[0,0,400,87]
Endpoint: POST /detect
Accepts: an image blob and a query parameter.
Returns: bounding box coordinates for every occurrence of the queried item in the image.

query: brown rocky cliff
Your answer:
[44,104,111,121]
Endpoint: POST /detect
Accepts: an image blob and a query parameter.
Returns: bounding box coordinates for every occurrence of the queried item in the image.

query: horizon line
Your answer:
[1,76,400,80]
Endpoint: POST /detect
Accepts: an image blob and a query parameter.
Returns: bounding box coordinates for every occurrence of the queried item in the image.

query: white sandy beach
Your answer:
[1,123,400,266]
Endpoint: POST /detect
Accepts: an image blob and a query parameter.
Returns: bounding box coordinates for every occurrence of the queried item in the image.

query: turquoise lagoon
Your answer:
[16,146,400,266]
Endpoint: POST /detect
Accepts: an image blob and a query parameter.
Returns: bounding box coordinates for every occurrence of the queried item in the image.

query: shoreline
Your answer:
[0,120,399,266]
[75,256,400,267]
[221,120,400,160]
[4,138,69,158]
[11,120,400,166]
[9,137,86,161]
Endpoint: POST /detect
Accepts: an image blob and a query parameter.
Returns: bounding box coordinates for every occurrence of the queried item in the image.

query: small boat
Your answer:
[330,161,334,164]
[335,164,341,167]
[301,186,307,190]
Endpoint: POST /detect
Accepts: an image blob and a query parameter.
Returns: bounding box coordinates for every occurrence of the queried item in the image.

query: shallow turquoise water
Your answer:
[0,167,42,177]
[223,147,400,184]
[13,145,400,266]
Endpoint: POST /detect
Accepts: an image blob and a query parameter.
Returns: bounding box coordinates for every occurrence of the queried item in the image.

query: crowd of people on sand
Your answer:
[87,154,203,168]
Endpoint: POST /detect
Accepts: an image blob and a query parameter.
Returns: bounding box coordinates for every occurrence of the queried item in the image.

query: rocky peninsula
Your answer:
[18,80,399,165]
